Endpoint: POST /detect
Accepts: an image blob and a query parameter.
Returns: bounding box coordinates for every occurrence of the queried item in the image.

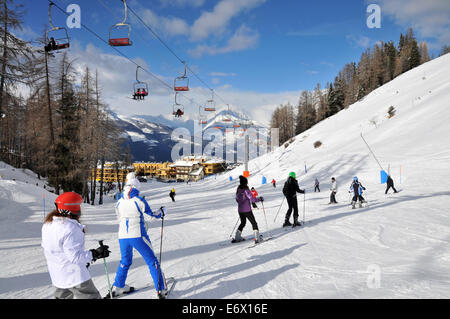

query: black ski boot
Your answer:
[283,220,292,227]
[292,220,303,228]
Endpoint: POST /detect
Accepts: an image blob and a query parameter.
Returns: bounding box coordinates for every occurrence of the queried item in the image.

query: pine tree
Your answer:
[409,39,421,70]
[385,41,397,80]
[52,54,82,193]
[296,90,316,135]
[419,41,430,64]
[314,83,328,122]
[326,83,339,117]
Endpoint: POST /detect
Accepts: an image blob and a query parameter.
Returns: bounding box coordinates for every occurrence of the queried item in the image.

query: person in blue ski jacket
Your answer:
[111,172,168,299]
[349,176,367,209]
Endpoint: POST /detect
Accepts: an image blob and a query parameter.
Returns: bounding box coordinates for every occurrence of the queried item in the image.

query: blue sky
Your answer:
[17,0,450,124]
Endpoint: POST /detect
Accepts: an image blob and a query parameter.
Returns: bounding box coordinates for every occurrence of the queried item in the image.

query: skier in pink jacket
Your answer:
[233,176,264,244]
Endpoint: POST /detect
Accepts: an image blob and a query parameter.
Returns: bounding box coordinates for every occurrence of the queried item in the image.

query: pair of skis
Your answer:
[104,277,177,299]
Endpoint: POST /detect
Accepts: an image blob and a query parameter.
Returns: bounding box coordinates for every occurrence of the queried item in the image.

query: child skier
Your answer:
[272,179,276,188]
[349,176,367,209]
[169,188,176,202]
[250,187,259,209]
[111,172,168,299]
[385,175,398,194]
[41,192,110,299]
[314,178,320,192]
[329,177,338,204]
[233,176,264,244]
[282,172,305,227]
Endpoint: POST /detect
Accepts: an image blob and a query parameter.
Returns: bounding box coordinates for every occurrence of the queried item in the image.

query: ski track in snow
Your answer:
[1,54,450,299]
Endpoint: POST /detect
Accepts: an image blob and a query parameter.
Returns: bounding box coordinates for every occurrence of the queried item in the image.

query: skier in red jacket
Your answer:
[250,187,259,209]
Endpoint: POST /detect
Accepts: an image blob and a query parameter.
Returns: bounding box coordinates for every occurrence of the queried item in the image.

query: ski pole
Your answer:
[302,193,306,223]
[43,193,46,219]
[158,207,166,294]
[99,240,113,299]
[229,216,240,238]
[261,201,271,236]
[273,196,285,223]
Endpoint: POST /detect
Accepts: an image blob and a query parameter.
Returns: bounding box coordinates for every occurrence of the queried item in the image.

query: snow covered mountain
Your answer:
[110,112,176,162]
[124,109,269,163]
[1,54,449,300]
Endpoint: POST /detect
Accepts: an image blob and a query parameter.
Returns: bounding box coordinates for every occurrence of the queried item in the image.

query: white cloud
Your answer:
[346,34,371,48]
[57,42,294,126]
[159,0,206,8]
[128,0,265,56]
[210,72,238,77]
[189,25,259,57]
[374,0,450,46]
[189,0,267,41]
[138,8,190,37]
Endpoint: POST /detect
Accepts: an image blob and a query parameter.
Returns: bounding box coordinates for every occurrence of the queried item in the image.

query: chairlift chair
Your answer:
[198,106,208,125]
[109,0,132,47]
[45,2,70,52]
[174,62,189,92]
[222,104,232,122]
[204,90,216,112]
[172,92,184,118]
[132,66,148,100]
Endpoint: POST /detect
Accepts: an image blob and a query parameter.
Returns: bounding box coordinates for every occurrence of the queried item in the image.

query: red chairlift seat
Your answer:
[109,37,132,47]
[174,85,189,92]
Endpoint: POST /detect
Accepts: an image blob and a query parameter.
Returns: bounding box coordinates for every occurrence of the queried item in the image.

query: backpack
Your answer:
[282,180,289,197]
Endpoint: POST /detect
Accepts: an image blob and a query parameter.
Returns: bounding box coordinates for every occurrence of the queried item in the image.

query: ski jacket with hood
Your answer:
[350,181,366,196]
[41,217,93,289]
[115,185,162,239]
[283,177,305,199]
[236,186,260,213]
[331,181,338,192]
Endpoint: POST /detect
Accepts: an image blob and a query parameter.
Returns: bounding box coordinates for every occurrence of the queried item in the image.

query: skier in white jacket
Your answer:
[41,192,110,299]
[329,177,338,204]
[110,172,168,299]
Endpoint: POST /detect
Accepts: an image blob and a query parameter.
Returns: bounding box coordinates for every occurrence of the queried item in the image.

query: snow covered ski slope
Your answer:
[0,54,449,299]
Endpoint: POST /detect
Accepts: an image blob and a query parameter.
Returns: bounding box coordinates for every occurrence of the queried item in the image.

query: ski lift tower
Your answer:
[240,116,253,178]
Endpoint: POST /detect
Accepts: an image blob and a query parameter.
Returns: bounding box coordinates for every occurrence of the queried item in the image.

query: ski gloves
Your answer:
[159,206,167,219]
[90,244,110,262]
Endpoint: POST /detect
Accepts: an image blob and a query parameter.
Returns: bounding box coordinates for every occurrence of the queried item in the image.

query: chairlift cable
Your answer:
[46,0,202,110]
